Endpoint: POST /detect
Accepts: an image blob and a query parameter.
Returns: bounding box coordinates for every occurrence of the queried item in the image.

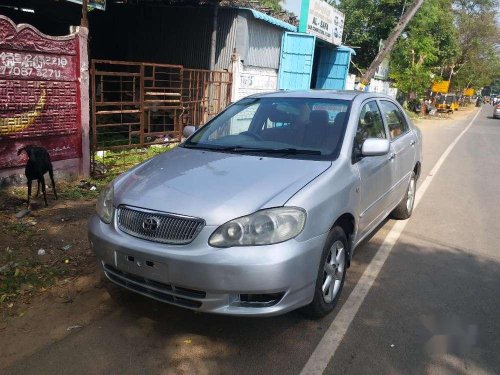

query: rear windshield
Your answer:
[183,97,351,160]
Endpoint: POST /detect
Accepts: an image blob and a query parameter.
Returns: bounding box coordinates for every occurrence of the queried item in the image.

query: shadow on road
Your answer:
[5,235,500,375]
[329,236,500,375]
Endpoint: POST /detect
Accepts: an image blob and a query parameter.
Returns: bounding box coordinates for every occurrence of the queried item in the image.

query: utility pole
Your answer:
[209,0,219,71]
[360,0,424,86]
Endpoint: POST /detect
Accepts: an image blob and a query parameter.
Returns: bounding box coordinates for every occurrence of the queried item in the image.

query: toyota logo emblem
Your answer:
[142,216,160,232]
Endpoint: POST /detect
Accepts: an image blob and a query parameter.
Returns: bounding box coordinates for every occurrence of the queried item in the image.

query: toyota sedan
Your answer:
[89,90,422,317]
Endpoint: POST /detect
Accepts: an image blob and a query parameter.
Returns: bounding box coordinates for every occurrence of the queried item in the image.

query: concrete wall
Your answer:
[0,16,89,186]
[231,58,278,102]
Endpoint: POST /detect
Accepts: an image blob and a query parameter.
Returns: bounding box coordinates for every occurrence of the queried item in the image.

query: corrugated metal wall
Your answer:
[215,9,238,70]
[235,10,284,70]
[89,6,284,71]
[90,6,212,69]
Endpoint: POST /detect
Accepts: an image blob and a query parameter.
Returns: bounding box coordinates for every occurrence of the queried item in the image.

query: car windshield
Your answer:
[182,97,351,159]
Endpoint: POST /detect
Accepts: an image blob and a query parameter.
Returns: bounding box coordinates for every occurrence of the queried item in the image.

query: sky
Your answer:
[281,0,302,17]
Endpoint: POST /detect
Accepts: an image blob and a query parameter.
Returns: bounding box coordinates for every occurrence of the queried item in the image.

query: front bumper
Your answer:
[88,214,327,316]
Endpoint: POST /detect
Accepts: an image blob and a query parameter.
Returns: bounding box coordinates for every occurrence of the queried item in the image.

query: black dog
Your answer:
[17,145,58,207]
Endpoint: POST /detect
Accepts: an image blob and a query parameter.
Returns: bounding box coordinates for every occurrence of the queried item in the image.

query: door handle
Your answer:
[410,139,416,146]
[389,152,396,160]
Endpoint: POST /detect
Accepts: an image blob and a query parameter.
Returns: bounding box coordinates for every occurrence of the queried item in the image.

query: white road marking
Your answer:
[300,109,482,375]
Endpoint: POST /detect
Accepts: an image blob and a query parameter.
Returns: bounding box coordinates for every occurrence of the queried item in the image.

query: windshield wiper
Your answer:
[217,146,322,155]
[181,144,321,155]
[181,143,224,151]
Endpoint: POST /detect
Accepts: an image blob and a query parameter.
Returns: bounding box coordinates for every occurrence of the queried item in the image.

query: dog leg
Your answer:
[41,176,48,207]
[27,179,32,207]
[49,167,57,200]
[35,180,41,197]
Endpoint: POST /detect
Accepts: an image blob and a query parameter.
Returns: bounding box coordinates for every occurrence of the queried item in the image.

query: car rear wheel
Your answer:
[391,171,416,220]
[302,226,347,318]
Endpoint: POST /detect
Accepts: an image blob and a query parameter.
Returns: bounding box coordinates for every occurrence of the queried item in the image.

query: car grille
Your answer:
[116,205,205,245]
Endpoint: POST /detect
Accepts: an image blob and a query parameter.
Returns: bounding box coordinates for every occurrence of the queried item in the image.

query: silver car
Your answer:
[493,103,500,119]
[89,91,422,317]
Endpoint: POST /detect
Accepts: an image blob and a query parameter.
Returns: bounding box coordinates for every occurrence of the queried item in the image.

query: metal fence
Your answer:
[90,60,232,174]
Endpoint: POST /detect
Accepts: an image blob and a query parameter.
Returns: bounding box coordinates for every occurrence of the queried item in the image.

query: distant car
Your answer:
[494,103,500,119]
[89,91,422,317]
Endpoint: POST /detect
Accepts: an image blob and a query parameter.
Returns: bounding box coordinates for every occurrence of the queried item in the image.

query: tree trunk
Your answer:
[360,0,425,86]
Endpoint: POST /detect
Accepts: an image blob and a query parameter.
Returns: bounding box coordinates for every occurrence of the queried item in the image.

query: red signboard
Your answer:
[0,16,81,169]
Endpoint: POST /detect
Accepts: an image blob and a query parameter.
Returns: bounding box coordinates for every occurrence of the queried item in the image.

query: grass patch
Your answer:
[59,176,113,200]
[95,145,173,176]
[405,109,421,121]
[5,222,33,237]
[0,249,67,304]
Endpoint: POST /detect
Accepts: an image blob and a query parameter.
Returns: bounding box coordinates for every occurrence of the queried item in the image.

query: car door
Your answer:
[354,100,395,239]
[378,100,416,206]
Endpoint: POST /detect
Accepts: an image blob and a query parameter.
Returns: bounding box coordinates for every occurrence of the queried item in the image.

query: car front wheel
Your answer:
[303,226,347,318]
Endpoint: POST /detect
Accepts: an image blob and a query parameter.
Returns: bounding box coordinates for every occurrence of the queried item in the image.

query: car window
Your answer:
[379,100,409,140]
[207,102,259,140]
[354,101,386,156]
[186,97,350,160]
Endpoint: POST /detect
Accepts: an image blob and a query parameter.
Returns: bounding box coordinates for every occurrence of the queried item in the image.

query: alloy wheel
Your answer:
[406,177,416,213]
[322,240,345,303]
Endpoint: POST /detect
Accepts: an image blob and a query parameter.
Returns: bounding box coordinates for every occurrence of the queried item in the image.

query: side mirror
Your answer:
[362,138,390,156]
[183,125,198,138]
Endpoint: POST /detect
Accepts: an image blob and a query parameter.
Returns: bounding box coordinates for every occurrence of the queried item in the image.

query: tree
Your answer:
[338,0,498,98]
[361,0,425,85]
[389,0,459,97]
[450,0,500,91]
[338,0,410,69]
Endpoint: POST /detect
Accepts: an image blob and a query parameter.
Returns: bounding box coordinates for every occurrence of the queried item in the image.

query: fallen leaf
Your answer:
[183,339,192,344]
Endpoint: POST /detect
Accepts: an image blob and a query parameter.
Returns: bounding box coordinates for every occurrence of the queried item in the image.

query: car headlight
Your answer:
[209,207,306,248]
[96,183,114,224]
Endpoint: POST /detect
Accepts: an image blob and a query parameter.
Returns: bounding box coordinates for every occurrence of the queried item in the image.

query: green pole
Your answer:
[299,0,310,33]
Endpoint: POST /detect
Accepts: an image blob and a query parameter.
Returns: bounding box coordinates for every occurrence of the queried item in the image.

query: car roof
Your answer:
[245,90,395,101]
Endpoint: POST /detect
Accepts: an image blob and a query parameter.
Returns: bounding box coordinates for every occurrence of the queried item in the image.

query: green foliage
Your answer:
[451,0,500,91]
[259,0,283,11]
[389,0,459,96]
[338,0,406,69]
[338,0,498,96]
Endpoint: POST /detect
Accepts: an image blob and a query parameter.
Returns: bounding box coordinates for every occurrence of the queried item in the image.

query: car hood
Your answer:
[114,147,331,225]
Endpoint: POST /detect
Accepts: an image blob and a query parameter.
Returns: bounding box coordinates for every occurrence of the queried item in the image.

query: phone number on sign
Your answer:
[0,66,62,79]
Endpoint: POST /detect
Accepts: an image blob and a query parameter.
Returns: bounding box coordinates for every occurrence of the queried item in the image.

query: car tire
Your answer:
[391,171,416,220]
[302,226,348,318]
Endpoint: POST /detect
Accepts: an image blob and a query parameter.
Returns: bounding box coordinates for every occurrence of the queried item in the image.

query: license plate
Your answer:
[115,251,169,284]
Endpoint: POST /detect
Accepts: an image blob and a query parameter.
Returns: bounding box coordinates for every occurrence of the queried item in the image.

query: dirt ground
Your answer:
[0,181,104,318]
[0,105,478,370]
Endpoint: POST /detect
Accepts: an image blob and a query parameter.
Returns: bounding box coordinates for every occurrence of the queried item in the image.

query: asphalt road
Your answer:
[5,105,500,375]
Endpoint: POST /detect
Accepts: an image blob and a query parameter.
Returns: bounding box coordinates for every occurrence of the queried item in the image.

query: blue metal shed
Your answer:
[277,35,355,91]
[315,45,356,90]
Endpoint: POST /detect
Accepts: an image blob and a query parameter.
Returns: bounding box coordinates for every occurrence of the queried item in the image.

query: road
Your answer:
[3,105,500,375]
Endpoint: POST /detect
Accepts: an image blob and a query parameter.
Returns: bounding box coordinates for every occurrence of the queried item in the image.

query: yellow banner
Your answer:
[463,88,475,96]
[432,81,450,93]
